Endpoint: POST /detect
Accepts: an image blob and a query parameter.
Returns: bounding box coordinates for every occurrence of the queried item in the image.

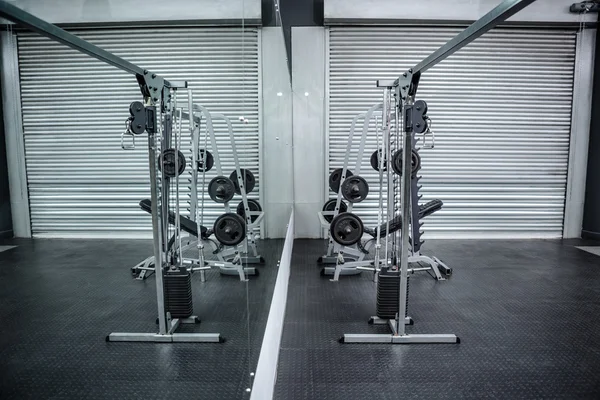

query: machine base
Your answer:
[107,315,222,343]
[341,333,459,344]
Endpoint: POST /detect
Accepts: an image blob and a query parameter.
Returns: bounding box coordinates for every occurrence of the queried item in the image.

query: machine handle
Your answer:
[422,117,435,149]
[121,120,136,150]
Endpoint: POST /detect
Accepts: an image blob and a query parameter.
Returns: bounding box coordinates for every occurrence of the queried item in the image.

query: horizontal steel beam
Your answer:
[0,0,173,88]
[393,0,536,87]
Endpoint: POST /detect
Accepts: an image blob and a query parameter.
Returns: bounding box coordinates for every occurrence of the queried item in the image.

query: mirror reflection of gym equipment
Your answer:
[0,0,294,398]
[1,0,600,399]
[131,105,265,282]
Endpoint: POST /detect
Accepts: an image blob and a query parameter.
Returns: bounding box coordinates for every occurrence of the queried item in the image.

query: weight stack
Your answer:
[164,266,193,319]
[376,267,409,320]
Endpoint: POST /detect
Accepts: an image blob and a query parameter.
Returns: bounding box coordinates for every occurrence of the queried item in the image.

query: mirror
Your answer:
[242,0,294,395]
[0,0,292,399]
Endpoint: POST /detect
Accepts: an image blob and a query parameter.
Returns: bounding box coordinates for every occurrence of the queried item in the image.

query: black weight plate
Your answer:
[328,168,353,193]
[197,149,214,172]
[159,149,186,178]
[236,199,262,223]
[329,212,364,246]
[412,150,421,175]
[213,213,246,246]
[230,169,256,195]
[370,149,387,172]
[392,150,403,175]
[392,149,421,176]
[341,175,369,204]
[208,176,235,203]
[322,199,348,223]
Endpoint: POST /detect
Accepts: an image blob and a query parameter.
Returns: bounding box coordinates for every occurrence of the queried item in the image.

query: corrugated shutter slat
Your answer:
[328,27,575,238]
[18,27,260,237]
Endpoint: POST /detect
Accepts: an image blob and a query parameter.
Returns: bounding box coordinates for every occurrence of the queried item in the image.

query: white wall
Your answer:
[1,32,31,238]
[292,27,326,238]
[1,0,261,24]
[325,0,596,24]
[564,29,596,238]
[262,27,294,238]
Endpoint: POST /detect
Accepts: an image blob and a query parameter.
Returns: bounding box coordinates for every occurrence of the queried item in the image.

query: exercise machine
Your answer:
[318,104,451,281]
[131,104,265,282]
[190,105,265,279]
[0,1,228,343]
[340,0,538,344]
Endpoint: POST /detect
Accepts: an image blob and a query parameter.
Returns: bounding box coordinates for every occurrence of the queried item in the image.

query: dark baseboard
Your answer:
[0,229,13,239]
[582,230,600,241]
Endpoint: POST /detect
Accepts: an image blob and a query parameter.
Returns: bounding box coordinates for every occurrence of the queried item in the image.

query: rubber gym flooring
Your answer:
[0,238,282,400]
[275,239,600,400]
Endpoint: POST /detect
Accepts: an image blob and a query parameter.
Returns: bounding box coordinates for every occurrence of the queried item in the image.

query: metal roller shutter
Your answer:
[17,27,260,237]
[328,27,576,238]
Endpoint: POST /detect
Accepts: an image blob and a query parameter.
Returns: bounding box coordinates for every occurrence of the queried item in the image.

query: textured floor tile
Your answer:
[0,238,282,400]
[275,238,600,400]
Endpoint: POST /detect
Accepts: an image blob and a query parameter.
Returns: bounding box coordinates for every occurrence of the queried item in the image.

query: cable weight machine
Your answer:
[0,1,225,343]
[318,101,451,282]
[187,104,265,281]
[340,0,537,344]
[131,104,265,282]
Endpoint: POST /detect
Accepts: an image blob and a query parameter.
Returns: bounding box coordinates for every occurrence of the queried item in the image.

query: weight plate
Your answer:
[230,169,256,195]
[328,168,353,193]
[213,213,246,246]
[159,149,186,178]
[341,175,369,203]
[392,149,421,177]
[236,199,262,223]
[322,199,348,223]
[370,149,387,172]
[208,176,235,203]
[197,149,214,172]
[329,212,364,246]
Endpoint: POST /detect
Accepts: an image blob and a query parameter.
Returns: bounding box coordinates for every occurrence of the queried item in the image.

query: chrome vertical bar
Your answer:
[150,106,167,335]
[392,96,400,262]
[397,98,413,336]
[192,105,230,213]
[384,89,393,265]
[221,115,252,247]
[188,94,199,221]
[175,102,183,266]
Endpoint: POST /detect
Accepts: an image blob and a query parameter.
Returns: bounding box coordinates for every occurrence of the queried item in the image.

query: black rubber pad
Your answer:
[139,199,208,239]
[364,199,443,238]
